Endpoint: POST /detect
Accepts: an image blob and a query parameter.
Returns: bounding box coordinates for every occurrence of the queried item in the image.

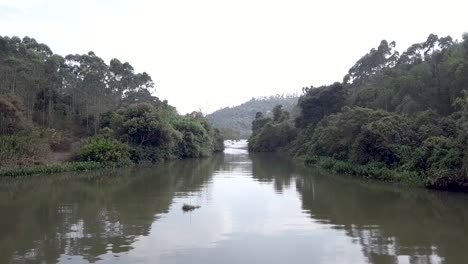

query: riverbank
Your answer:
[0,161,130,177]
[301,155,429,188]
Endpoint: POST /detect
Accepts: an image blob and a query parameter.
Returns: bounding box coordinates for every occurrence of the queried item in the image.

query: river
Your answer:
[0,140,467,264]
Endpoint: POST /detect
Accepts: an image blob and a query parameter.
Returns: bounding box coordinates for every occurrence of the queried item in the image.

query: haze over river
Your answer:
[1,140,467,264]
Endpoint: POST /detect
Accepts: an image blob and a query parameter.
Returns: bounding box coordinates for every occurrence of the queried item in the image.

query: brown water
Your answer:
[1,140,468,264]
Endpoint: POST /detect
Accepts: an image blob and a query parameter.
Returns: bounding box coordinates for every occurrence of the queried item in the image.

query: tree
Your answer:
[295,82,345,128]
[344,40,399,84]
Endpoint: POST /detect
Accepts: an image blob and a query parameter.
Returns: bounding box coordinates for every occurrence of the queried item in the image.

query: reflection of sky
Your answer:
[56,141,446,264]
[58,141,367,264]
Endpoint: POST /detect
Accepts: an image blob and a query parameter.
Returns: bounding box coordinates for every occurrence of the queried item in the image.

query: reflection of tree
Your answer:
[250,153,297,193]
[297,170,468,264]
[2,153,467,264]
[216,151,249,172]
[250,153,468,264]
[0,154,223,264]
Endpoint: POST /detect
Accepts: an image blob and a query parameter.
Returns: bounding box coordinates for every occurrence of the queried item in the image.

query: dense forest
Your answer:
[0,36,223,169]
[249,33,468,191]
[207,95,298,139]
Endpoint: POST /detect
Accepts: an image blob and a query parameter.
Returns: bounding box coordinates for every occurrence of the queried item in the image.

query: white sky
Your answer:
[0,0,467,114]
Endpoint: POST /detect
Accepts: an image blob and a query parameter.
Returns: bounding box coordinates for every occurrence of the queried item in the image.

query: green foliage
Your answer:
[297,107,465,188]
[0,161,123,177]
[110,103,180,150]
[344,40,399,84]
[346,34,460,115]
[207,95,298,138]
[0,131,50,165]
[248,105,296,152]
[249,122,296,152]
[295,83,346,128]
[250,33,468,191]
[174,117,209,158]
[0,95,30,135]
[304,155,425,185]
[79,138,131,163]
[251,112,272,135]
[417,136,465,189]
[213,128,225,153]
[0,36,157,135]
[300,107,388,160]
[101,104,223,162]
[174,114,224,158]
[352,114,417,165]
[0,35,223,166]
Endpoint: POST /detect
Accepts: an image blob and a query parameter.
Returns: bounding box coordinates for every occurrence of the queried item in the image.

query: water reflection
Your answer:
[250,152,468,264]
[297,169,468,264]
[0,156,223,264]
[0,141,467,263]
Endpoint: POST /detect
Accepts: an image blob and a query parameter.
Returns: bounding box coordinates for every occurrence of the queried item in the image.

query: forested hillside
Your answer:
[207,95,298,139]
[0,36,223,168]
[249,33,468,190]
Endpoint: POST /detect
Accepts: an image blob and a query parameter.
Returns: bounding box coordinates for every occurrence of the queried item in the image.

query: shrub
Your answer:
[418,136,465,189]
[130,145,172,163]
[303,155,426,184]
[318,157,335,170]
[248,122,296,152]
[0,131,50,165]
[110,103,179,149]
[304,155,319,165]
[0,162,114,177]
[174,119,208,158]
[0,95,30,135]
[332,160,355,174]
[79,138,131,163]
[174,116,224,158]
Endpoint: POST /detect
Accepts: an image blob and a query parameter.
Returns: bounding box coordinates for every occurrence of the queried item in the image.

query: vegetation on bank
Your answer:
[207,95,298,139]
[249,33,468,191]
[302,155,425,187]
[0,162,115,177]
[0,36,223,174]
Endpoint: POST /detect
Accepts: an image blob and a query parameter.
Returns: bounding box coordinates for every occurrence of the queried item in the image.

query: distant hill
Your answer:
[207,95,299,139]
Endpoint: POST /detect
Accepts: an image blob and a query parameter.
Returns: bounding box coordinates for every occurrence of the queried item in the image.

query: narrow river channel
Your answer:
[1,140,467,264]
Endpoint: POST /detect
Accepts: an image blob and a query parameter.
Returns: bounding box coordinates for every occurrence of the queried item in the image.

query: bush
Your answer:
[174,119,208,158]
[318,157,335,170]
[130,145,172,163]
[248,122,296,152]
[79,138,131,163]
[418,136,465,189]
[109,103,179,150]
[303,155,426,185]
[99,104,224,162]
[0,131,50,165]
[174,116,224,158]
[332,160,355,174]
[0,95,30,135]
[304,155,319,165]
[213,128,225,152]
[0,162,118,177]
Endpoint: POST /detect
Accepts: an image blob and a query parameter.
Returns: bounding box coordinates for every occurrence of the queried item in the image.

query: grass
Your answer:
[0,161,131,177]
[301,155,425,187]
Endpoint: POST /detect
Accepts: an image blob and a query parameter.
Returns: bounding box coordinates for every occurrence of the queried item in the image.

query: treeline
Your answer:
[0,36,223,167]
[249,33,468,190]
[207,94,298,139]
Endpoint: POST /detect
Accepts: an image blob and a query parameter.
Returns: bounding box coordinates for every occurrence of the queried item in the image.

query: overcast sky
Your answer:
[1,0,467,113]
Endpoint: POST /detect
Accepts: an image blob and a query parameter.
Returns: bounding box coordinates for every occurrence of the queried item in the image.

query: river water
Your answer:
[1,140,467,264]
